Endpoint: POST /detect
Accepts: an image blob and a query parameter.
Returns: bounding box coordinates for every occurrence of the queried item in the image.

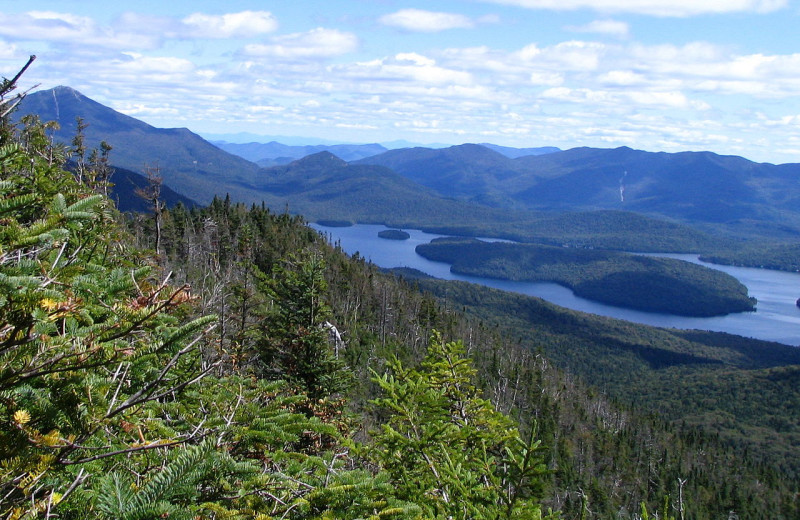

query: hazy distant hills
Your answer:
[213,140,559,166]
[213,141,389,166]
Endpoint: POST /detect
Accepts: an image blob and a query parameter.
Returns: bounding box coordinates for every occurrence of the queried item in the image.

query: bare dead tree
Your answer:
[135,165,166,255]
[1,55,38,118]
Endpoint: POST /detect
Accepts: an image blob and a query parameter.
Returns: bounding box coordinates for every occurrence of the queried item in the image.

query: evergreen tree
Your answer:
[257,249,351,401]
[0,67,218,518]
[369,331,555,519]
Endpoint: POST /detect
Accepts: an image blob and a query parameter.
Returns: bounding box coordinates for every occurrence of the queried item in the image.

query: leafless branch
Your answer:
[60,438,191,465]
[1,55,38,118]
[106,323,217,418]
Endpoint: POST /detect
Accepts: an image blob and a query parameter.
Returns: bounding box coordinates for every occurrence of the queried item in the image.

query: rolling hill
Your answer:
[248,151,517,225]
[354,143,523,205]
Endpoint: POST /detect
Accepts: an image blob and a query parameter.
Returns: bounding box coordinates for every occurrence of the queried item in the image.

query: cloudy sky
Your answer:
[1,0,799,163]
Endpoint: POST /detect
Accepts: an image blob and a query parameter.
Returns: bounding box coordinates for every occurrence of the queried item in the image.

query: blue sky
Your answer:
[1,1,799,163]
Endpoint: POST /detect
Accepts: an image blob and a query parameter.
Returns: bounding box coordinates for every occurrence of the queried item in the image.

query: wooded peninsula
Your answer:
[416,238,756,317]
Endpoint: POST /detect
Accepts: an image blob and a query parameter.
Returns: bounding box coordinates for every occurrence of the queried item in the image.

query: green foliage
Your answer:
[700,241,800,272]
[89,442,214,520]
[257,249,352,401]
[369,332,553,520]
[0,100,221,519]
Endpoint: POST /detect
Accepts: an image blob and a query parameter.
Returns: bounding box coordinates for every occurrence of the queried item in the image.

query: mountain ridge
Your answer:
[357,142,800,234]
[18,86,263,205]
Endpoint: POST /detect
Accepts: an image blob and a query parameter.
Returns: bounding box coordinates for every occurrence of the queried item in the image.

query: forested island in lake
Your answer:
[378,229,410,240]
[416,238,757,317]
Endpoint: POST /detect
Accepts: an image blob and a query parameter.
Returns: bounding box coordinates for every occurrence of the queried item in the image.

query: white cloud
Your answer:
[566,19,629,38]
[379,9,475,32]
[395,53,436,67]
[626,90,690,108]
[243,28,358,59]
[181,11,278,38]
[549,41,605,70]
[0,11,162,50]
[515,41,606,71]
[342,53,473,86]
[0,10,280,54]
[540,86,612,104]
[482,0,787,16]
[119,103,180,117]
[246,105,286,114]
[529,71,564,86]
[598,69,647,86]
[622,43,800,98]
[336,122,378,129]
[0,11,95,41]
[116,54,195,74]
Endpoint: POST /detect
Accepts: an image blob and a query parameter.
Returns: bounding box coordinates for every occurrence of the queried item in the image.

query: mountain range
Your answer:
[356,144,800,235]
[16,86,800,241]
[211,140,560,167]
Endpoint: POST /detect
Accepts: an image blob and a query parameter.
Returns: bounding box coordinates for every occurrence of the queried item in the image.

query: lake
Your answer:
[312,223,800,346]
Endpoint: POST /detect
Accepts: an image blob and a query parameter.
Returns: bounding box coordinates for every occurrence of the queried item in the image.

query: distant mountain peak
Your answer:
[51,85,82,95]
[46,86,94,107]
[18,86,262,205]
[290,151,347,169]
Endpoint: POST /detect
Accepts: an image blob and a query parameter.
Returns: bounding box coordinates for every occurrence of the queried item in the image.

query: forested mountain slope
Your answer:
[357,143,800,234]
[19,86,262,204]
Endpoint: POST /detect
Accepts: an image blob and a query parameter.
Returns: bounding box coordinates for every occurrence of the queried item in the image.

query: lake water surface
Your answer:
[312,223,800,346]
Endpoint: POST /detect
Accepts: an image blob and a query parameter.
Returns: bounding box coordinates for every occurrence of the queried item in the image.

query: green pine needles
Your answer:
[369,332,556,520]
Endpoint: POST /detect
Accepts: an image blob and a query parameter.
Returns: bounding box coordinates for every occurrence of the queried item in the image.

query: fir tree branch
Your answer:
[106,323,217,418]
